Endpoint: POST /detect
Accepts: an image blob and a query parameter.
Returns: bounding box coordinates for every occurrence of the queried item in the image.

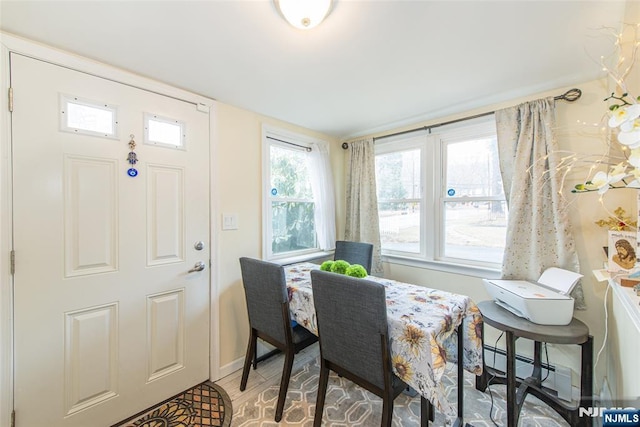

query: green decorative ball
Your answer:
[320,260,334,271]
[330,260,350,274]
[346,264,367,278]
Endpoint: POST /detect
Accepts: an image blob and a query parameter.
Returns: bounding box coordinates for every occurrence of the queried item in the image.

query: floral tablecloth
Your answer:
[284,262,484,419]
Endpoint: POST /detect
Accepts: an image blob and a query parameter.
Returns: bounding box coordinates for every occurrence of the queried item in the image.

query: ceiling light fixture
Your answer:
[274,0,333,30]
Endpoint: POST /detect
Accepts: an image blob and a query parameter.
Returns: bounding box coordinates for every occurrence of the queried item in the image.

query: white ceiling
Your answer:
[0,0,630,139]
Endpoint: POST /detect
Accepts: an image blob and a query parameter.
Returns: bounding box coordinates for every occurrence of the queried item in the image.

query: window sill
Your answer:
[271,251,333,266]
[381,254,501,279]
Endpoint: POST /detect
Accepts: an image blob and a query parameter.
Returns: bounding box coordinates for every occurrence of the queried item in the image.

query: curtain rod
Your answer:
[267,135,312,151]
[341,88,582,149]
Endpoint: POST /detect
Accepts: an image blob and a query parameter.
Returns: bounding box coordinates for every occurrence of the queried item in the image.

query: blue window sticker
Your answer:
[271,188,277,196]
[447,188,456,196]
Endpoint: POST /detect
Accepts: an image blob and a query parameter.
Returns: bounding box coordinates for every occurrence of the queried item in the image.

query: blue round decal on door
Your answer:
[447,188,455,196]
[271,188,278,196]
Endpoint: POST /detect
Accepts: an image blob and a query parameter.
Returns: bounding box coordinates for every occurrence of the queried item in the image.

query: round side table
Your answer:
[475,300,593,427]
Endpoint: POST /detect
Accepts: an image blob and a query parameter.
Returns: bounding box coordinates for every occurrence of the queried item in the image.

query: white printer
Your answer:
[483,267,583,326]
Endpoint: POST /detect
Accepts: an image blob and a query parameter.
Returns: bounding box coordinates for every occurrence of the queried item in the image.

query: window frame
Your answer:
[437,120,505,267]
[143,112,186,150]
[375,116,504,275]
[262,125,322,263]
[375,134,429,259]
[59,94,119,139]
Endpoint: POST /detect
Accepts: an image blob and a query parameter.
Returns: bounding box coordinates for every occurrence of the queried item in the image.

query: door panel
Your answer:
[147,164,185,265]
[146,289,185,382]
[64,156,119,276]
[11,53,210,427]
[64,303,119,416]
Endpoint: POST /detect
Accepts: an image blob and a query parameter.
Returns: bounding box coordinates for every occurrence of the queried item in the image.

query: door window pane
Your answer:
[60,95,117,138]
[144,113,185,149]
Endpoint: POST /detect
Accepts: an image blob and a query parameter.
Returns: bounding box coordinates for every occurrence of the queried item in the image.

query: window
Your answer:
[376,140,423,255]
[375,117,507,269]
[263,128,318,261]
[60,94,118,138]
[144,113,186,150]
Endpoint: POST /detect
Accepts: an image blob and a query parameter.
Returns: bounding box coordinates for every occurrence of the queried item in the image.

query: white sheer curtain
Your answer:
[308,141,336,251]
[496,98,586,309]
[344,138,383,275]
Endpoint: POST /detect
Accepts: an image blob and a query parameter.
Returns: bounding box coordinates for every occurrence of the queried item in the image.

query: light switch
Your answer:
[222,213,238,230]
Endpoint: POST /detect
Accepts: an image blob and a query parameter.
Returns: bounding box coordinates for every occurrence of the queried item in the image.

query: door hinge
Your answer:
[8,87,13,112]
[10,250,15,275]
[11,409,15,427]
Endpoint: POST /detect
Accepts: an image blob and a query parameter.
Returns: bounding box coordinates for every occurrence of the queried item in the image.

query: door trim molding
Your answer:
[1,32,214,108]
[208,101,221,383]
[0,42,14,427]
[0,31,219,427]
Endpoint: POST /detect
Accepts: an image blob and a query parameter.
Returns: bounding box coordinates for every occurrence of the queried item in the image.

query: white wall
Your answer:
[212,102,341,374]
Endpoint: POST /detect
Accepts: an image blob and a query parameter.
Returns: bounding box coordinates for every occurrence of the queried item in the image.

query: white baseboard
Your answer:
[216,340,278,380]
[484,346,573,402]
[218,357,245,380]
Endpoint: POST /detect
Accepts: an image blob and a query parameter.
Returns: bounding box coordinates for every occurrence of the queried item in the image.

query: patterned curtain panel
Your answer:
[345,138,384,275]
[496,98,586,309]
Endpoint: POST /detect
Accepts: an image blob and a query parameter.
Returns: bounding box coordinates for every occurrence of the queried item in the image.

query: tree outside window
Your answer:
[269,143,316,255]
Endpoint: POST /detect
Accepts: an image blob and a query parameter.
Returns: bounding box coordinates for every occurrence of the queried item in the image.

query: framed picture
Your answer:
[608,230,637,273]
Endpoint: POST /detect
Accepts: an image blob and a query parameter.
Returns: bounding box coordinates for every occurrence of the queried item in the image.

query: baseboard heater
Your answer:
[483,344,573,402]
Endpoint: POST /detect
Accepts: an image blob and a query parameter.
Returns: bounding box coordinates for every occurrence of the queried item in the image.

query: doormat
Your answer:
[113,381,232,427]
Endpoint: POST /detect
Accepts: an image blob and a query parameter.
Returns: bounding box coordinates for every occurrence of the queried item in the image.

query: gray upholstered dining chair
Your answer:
[334,240,373,273]
[239,257,318,422]
[310,270,431,427]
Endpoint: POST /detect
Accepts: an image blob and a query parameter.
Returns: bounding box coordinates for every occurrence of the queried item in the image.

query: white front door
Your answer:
[11,53,210,427]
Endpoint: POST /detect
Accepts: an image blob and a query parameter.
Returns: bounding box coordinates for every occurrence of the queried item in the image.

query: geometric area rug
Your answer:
[232,354,570,426]
[113,380,232,427]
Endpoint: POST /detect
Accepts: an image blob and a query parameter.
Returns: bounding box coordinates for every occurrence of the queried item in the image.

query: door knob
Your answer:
[188,261,206,273]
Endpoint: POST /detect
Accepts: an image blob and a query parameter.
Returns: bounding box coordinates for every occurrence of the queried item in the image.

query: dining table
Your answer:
[284,262,484,426]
